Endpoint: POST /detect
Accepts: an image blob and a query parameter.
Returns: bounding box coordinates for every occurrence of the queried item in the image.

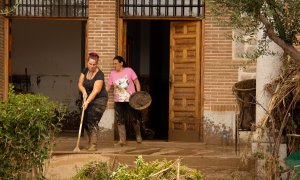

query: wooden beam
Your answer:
[117,18,127,58]
[3,18,9,101]
[84,21,88,66]
[200,20,204,142]
[117,18,123,56]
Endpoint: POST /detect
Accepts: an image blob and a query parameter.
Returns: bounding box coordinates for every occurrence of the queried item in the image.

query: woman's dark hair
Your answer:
[88,52,99,61]
[113,55,127,67]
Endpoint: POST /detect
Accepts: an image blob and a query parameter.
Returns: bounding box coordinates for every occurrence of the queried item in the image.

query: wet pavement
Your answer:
[53,132,239,157]
[47,133,255,179]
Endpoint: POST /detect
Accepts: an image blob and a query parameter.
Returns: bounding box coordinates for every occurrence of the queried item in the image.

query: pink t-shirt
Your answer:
[108,67,138,102]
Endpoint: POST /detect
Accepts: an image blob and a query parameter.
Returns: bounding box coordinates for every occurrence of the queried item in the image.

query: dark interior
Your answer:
[126,20,170,140]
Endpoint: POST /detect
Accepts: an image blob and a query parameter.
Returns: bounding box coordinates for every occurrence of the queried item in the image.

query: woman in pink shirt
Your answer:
[106,56,142,146]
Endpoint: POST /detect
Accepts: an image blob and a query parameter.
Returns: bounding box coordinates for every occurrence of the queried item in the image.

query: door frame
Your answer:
[118,18,205,142]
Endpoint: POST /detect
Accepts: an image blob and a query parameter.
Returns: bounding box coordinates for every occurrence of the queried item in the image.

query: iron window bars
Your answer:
[119,0,204,18]
[7,0,88,17]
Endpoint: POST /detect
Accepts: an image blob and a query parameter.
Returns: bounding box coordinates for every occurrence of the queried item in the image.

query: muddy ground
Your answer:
[44,136,255,179]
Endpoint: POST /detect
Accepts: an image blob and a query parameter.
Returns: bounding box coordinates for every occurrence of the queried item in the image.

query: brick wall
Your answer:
[203,4,243,112]
[0,0,4,101]
[0,1,248,110]
[88,1,244,112]
[87,0,117,108]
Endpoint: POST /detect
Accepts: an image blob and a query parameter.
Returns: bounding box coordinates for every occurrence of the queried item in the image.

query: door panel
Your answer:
[169,21,201,142]
[118,19,127,60]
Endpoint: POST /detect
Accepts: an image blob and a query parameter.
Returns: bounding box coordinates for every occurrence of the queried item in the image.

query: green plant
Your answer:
[252,151,265,159]
[74,156,202,180]
[111,155,202,180]
[73,161,111,180]
[0,85,66,179]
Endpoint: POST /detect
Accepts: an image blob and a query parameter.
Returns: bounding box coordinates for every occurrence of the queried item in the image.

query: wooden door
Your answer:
[169,21,202,142]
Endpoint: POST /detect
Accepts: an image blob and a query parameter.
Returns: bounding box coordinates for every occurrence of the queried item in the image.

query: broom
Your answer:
[73,106,85,152]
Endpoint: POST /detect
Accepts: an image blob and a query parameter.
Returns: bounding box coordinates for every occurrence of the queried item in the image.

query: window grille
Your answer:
[119,0,204,18]
[8,0,88,17]
[233,29,258,60]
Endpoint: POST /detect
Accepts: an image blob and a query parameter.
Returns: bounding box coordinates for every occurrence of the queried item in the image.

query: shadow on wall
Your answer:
[202,116,234,146]
[61,97,83,131]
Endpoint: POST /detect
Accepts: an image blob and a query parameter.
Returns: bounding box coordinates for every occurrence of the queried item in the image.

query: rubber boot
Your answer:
[85,131,91,150]
[133,122,142,143]
[115,125,126,146]
[87,131,97,151]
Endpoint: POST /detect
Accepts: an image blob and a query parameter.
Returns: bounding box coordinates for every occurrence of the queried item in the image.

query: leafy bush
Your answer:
[112,156,202,180]
[73,161,111,180]
[0,85,66,178]
[74,156,203,180]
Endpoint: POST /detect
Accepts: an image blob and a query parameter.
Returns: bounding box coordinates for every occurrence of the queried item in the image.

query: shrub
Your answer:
[0,85,66,178]
[73,161,111,180]
[112,156,202,180]
[74,156,203,180]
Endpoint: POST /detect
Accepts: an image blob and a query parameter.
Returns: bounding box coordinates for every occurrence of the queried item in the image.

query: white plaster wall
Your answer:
[98,109,115,141]
[238,67,256,81]
[203,111,235,144]
[99,109,114,129]
[204,111,236,131]
[251,29,285,178]
[203,111,251,144]
[12,19,82,111]
[256,52,282,126]
[255,28,283,126]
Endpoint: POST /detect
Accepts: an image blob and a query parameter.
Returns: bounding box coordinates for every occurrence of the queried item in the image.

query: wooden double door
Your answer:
[119,20,202,142]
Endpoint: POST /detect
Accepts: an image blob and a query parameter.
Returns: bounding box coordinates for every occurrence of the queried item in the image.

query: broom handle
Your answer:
[75,107,85,148]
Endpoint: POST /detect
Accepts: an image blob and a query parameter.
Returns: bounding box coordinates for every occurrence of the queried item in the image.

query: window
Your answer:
[8,0,88,17]
[119,0,204,18]
[233,29,258,60]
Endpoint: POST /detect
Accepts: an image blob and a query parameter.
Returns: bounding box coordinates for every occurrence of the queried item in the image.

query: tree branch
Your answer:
[258,14,300,66]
